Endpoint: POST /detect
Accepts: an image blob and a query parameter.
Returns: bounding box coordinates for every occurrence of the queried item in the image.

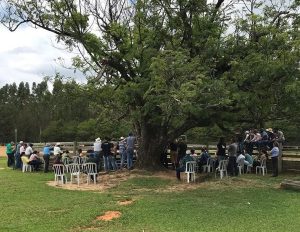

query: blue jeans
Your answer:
[94,151,101,171]
[103,156,110,171]
[120,150,127,168]
[110,156,117,170]
[15,153,22,169]
[126,148,134,169]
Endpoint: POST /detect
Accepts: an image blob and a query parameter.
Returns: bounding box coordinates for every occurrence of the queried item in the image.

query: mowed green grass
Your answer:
[0,157,300,232]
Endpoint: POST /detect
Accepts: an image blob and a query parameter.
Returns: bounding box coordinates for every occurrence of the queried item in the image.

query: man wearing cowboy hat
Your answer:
[54,143,63,156]
[94,137,102,170]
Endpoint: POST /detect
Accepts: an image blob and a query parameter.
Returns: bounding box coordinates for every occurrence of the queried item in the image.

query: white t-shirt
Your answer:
[54,146,62,155]
[25,146,33,156]
[20,145,26,154]
[236,154,245,164]
[94,141,102,152]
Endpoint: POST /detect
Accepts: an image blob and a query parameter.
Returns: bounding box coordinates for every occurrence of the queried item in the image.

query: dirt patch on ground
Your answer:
[0,146,6,157]
[96,211,121,221]
[117,199,134,206]
[47,169,267,193]
[47,171,133,191]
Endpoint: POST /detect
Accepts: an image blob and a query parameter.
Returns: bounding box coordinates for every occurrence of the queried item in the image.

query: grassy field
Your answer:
[0,157,300,232]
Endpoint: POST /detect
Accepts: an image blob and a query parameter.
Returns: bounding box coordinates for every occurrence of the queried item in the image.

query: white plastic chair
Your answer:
[72,156,81,164]
[215,160,228,179]
[203,158,213,173]
[21,156,33,172]
[256,158,267,176]
[81,157,87,164]
[68,164,81,186]
[246,164,253,173]
[22,163,33,172]
[185,161,196,183]
[237,158,245,175]
[53,164,67,185]
[83,163,98,184]
[62,157,70,172]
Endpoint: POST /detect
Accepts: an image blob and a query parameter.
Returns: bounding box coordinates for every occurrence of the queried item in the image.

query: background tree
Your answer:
[1,0,299,169]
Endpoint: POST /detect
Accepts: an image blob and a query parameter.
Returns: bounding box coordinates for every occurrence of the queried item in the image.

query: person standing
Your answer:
[6,141,15,168]
[15,141,23,169]
[270,142,279,177]
[53,143,63,156]
[25,143,34,158]
[101,137,113,172]
[126,132,136,170]
[273,128,285,173]
[43,143,51,173]
[227,138,238,176]
[169,140,178,169]
[177,138,187,165]
[93,137,102,171]
[119,137,126,169]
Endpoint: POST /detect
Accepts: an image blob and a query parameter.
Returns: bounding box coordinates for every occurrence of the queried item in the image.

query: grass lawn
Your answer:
[0,157,300,232]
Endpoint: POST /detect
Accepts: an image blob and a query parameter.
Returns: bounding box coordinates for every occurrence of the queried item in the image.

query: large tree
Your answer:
[1,0,299,169]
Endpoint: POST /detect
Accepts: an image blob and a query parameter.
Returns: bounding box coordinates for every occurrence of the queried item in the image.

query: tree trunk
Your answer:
[135,120,169,170]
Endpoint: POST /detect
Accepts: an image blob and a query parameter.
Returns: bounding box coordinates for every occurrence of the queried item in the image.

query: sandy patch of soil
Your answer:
[117,199,134,206]
[96,211,121,221]
[0,146,6,157]
[47,171,133,191]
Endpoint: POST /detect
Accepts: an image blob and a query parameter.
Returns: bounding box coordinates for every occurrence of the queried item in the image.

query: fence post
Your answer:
[73,141,77,156]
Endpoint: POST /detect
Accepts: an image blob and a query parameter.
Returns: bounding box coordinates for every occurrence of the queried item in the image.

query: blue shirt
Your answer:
[271,147,279,157]
[126,136,135,149]
[43,146,51,156]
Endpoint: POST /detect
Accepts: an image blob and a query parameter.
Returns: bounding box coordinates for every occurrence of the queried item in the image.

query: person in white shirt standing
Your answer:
[93,137,102,171]
[270,142,280,177]
[25,143,34,157]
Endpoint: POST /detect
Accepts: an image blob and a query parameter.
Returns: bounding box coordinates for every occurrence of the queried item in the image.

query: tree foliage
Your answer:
[0,0,299,168]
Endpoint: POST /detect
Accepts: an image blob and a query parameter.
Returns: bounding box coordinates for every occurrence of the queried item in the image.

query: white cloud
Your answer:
[0,24,86,87]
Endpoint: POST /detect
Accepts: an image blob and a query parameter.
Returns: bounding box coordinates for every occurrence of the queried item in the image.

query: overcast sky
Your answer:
[0,0,243,88]
[0,24,86,88]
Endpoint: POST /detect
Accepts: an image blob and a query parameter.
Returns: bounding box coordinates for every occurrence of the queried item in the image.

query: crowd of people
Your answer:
[5,133,137,174]
[169,128,285,180]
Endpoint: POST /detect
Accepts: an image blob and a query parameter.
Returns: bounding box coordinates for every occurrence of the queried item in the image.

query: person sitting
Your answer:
[176,151,194,180]
[244,150,253,172]
[53,154,63,165]
[29,151,42,171]
[62,150,72,164]
[198,147,210,172]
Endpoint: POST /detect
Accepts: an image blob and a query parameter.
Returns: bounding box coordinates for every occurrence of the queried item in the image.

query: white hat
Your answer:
[56,142,61,146]
[95,137,101,142]
[120,136,125,140]
[186,150,191,155]
[19,141,24,144]
[245,131,249,134]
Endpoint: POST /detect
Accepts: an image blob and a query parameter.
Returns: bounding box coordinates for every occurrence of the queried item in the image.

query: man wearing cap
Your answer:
[15,141,23,169]
[43,143,51,173]
[93,138,102,171]
[6,141,15,168]
[54,143,63,156]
